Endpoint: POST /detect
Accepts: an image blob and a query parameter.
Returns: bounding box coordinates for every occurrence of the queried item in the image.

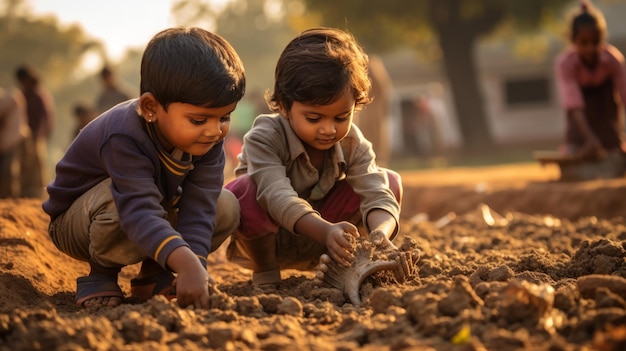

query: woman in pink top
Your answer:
[555,1,626,159]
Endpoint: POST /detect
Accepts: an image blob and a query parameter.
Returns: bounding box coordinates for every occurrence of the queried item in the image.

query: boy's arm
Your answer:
[175,143,225,264]
[166,246,211,309]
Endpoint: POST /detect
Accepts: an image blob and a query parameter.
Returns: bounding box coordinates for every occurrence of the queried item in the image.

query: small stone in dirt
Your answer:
[277,297,303,316]
[577,274,626,299]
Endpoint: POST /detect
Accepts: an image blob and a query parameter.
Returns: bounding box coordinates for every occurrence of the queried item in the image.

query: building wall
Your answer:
[383,2,626,154]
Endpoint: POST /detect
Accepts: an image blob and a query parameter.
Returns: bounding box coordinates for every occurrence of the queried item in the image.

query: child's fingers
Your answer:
[330,242,354,266]
[369,230,385,245]
[369,230,398,249]
[341,223,360,237]
[206,274,216,286]
[195,293,210,309]
[337,233,355,252]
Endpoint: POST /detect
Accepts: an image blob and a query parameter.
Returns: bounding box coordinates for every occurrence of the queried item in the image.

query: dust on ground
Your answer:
[1,163,625,351]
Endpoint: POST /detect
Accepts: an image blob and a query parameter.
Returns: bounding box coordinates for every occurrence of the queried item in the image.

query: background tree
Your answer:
[0,1,99,90]
[173,0,300,94]
[173,0,303,133]
[0,0,107,159]
[302,0,574,153]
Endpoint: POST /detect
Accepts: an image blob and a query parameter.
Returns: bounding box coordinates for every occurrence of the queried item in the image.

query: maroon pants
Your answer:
[225,170,402,239]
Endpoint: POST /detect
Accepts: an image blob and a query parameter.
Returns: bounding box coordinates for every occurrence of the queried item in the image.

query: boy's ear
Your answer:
[138,92,160,121]
[278,102,289,119]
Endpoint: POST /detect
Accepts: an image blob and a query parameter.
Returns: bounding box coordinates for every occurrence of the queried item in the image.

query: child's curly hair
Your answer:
[268,27,372,113]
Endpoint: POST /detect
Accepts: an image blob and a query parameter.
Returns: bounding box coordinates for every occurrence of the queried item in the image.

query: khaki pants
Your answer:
[49,178,239,269]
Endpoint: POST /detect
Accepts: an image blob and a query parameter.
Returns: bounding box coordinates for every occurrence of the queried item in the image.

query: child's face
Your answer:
[152,101,237,156]
[282,89,355,153]
[574,25,602,65]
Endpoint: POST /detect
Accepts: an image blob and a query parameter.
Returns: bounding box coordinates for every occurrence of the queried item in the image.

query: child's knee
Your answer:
[216,188,240,235]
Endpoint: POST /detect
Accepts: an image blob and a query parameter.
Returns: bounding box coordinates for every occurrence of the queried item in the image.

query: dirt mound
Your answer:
[1,164,626,350]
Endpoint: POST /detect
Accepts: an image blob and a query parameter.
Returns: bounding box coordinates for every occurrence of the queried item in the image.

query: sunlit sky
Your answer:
[29,0,176,61]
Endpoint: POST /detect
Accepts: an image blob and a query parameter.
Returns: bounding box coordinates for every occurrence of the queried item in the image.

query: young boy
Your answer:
[42,27,246,309]
[224,27,402,289]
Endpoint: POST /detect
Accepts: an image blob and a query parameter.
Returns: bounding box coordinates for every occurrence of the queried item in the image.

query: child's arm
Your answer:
[166,246,213,309]
[294,212,358,266]
[366,209,398,249]
[569,109,607,158]
[554,53,607,158]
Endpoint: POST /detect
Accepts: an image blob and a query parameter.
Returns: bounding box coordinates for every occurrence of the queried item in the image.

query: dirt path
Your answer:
[401,162,626,221]
[1,163,625,351]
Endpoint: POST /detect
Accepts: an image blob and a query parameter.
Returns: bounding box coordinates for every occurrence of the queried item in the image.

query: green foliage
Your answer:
[302,0,573,54]
[173,0,299,94]
[0,4,109,161]
[172,0,303,133]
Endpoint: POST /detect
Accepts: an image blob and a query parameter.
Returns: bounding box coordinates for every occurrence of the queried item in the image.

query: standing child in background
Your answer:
[96,66,132,114]
[42,27,245,309]
[554,1,626,170]
[225,27,402,290]
[0,87,26,198]
[15,65,55,198]
[72,103,96,137]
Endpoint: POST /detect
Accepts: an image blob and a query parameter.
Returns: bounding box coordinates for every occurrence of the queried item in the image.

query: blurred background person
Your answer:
[400,94,434,158]
[72,103,96,137]
[15,65,55,198]
[354,55,393,167]
[0,86,27,198]
[554,1,626,168]
[96,65,132,114]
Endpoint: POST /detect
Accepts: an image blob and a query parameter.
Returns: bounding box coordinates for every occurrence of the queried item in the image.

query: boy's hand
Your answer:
[325,222,359,266]
[175,266,213,309]
[369,229,398,250]
[166,246,215,309]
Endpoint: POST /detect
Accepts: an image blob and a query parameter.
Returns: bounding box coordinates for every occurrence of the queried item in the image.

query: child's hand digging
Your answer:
[325,222,359,266]
[369,229,398,250]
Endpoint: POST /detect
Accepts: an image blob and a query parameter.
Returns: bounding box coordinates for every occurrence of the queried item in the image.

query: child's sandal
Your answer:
[75,275,124,308]
[252,270,281,291]
[129,271,176,303]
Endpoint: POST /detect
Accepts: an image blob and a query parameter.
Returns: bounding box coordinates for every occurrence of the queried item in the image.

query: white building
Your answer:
[382,1,626,155]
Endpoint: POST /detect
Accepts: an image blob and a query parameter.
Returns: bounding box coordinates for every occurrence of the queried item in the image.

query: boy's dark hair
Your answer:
[570,1,607,41]
[268,27,372,113]
[140,27,246,110]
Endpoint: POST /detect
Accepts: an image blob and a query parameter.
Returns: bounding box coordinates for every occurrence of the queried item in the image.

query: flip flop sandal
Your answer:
[75,275,124,307]
[252,270,281,291]
[129,270,176,303]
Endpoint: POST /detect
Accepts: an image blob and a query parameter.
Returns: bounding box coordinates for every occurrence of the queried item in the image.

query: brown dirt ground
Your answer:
[1,162,626,350]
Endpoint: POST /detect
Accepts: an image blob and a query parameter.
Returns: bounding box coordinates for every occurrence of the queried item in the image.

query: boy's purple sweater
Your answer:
[43,99,225,268]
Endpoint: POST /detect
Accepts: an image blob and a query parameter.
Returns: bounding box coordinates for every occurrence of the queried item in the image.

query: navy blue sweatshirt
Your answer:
[43,99,225,269]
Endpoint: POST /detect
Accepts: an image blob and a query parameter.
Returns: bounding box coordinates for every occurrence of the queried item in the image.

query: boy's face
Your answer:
[151,101,237,156]
[281,89,355,153]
